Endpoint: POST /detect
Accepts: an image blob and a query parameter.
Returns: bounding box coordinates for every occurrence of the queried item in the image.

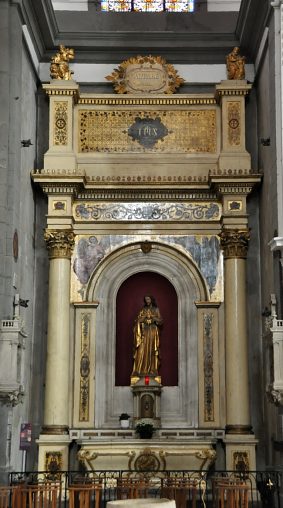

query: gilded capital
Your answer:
[219,229,250,259]
[44,229,75,259]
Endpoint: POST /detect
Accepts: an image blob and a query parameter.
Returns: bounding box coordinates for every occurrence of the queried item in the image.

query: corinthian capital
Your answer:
[219,229,250,259]
[44,229,75,259]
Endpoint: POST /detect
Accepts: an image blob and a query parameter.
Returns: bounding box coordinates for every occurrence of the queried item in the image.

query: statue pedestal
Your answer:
[131,376,162,427]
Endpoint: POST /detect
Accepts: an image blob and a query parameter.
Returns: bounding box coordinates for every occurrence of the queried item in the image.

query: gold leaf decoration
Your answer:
[106,55,185,94]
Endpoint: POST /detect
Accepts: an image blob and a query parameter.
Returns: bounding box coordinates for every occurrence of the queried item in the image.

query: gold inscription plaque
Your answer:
[78,109,217,153]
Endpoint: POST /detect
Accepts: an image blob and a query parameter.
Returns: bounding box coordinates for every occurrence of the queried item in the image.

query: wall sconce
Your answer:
[260,138,270,146]
[21,139,33,147]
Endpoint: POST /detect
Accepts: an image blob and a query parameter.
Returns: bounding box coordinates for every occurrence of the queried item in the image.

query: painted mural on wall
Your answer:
[71,234,223,302]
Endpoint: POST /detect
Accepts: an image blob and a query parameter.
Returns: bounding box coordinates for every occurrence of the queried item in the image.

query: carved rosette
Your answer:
[44,230,75,259]
[219,229,250,259]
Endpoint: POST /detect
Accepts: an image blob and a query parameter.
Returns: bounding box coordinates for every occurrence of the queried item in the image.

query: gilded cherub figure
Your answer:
[226,47,246,80]
[50,45,75,80]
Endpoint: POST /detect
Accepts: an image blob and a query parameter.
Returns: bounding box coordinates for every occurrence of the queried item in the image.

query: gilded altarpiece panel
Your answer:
[77,107,218,154]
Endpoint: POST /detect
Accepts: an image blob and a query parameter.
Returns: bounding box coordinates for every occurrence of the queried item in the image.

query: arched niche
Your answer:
[86,241,209,428]
[115,271,178,386]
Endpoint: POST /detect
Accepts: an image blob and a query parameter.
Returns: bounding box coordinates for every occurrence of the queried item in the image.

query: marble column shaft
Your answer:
[220,229,251,433]
[43,229,75,432]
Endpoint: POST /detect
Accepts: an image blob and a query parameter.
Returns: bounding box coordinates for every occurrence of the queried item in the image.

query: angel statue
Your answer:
[50,45,75,80]
[226,47,246,80]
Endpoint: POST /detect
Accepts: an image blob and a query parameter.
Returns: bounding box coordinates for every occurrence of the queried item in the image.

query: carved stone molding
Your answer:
[44,230,75,259]
[219,229,250,259]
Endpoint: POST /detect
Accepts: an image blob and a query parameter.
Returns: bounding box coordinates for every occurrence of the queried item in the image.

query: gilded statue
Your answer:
[226,47,245,80]
[132,296,163,377]
[50,45,75,80]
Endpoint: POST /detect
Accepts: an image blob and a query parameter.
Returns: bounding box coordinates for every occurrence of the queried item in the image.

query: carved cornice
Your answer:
[209,170,261,196]
[85,174,210,186]
[219,229,250,259]
[78,95,216,106]
[42,83,80,103]
[78,190,218,200]
[44,230,75,259]
[215,81,252,102]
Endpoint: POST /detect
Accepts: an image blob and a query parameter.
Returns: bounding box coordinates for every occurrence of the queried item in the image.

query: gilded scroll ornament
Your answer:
[228,101,241,146]
[78,109,217,153]
[203,314,214,422]
[219,229,250,259]
[79,314,91,422]
[44,229,75,259]
[105,55,184,94]
[50,45,75,80]
[226,47,245,80]
[54,102,68,145]
[74,202,220,222]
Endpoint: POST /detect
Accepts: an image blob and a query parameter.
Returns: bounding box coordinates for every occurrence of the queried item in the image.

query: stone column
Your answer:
[42,229,75,434]
[220,229,252,434]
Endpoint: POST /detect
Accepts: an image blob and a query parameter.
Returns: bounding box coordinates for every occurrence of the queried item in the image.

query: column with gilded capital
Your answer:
[42,229,75,434]
[220,229,252,434]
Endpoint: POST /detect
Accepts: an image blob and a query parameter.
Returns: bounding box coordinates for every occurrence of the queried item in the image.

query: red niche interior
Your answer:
[115,271,178,386]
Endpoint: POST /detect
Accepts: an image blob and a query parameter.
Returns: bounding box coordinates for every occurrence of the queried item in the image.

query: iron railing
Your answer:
[6,469,282,507]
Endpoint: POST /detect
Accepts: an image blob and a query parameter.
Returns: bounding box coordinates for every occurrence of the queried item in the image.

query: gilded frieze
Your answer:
[79,314,91,422]
[73,202,221,222]
[227,101,241,146]
[78,109,217,153]
[54,102,68,145]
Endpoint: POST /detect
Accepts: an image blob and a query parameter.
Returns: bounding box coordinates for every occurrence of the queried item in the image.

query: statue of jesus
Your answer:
[132,295,163,377]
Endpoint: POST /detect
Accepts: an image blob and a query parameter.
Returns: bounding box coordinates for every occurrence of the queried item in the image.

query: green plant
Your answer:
[135,419,155,437]
[119,413,130,421]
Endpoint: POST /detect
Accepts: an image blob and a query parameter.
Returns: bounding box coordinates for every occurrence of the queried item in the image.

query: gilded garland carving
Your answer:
[78,109,217,153]
[105,55,184,94]
[54,102,68,145]
[74,202,220,222]
[79,314,91,422]
[227,101,241,146]
[203,313,214,422]
[44,230,75,259]
[219,229,250,259]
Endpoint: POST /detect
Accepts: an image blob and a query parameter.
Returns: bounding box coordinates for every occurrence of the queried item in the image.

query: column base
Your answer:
[224,433,258,471]
[41,425,69,435]
[225,424,253,435]
[37,433,71,472]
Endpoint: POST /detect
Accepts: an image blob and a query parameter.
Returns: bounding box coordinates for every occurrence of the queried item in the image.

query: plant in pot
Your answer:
[119,413,131,429]
[135,419,155,439]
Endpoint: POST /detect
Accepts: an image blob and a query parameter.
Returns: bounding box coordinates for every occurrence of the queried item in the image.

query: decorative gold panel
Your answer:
[78,109,217,153]
[79,314,91,422]
[227,101,241,146]
[54,102,68,145]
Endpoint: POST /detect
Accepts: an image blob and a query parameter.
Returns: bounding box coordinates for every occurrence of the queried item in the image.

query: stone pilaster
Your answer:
[42,229,75,434]
[220,229,252,434]
[42,81,79,170]
[215,81,252,171]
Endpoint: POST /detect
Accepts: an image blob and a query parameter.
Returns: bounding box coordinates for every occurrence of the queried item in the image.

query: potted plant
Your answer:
[119,413,131,429]
[135,419,155,439]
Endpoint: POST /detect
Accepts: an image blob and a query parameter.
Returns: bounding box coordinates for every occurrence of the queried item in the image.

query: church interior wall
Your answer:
[0,2,49,480]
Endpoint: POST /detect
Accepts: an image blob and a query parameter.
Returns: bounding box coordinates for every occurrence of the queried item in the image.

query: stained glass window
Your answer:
[101,0,194,12]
